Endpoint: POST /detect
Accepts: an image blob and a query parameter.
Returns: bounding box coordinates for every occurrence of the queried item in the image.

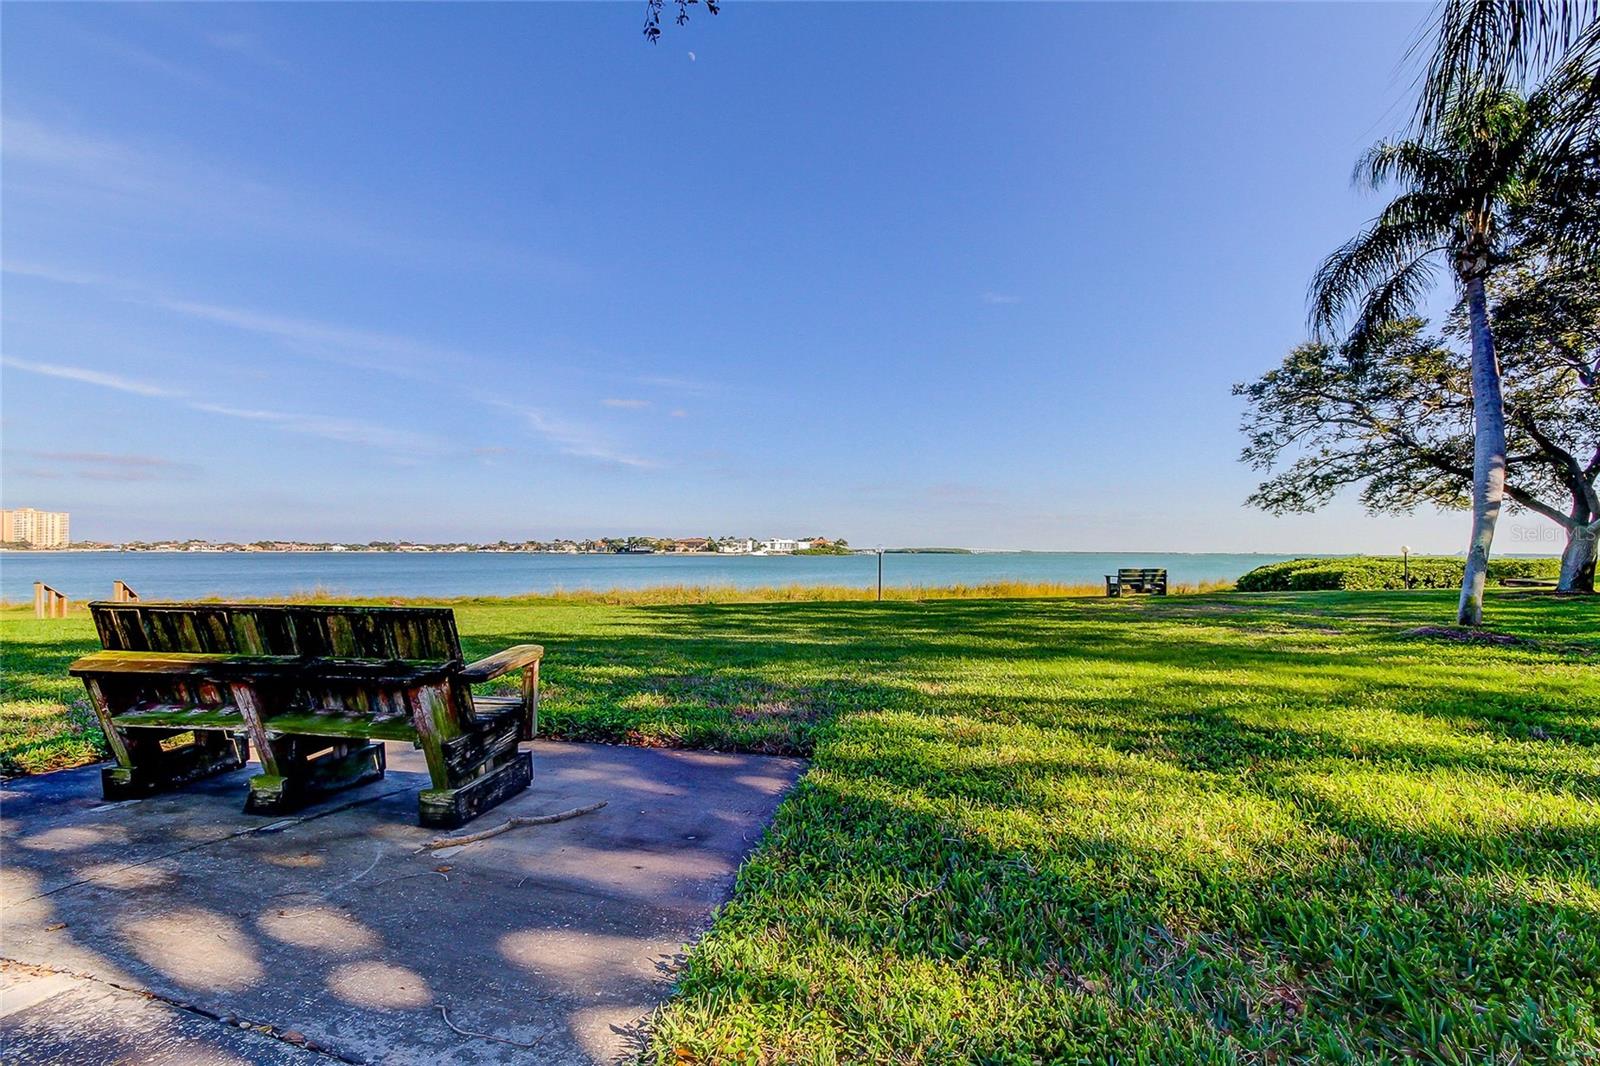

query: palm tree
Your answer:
[1310,88,1559,625]
[1415,1,1599,143]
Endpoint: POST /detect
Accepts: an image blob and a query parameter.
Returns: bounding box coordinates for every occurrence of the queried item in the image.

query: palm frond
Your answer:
[1417,0,1600,131]
[1523,17,1600,154]
[1309,205,1454,337]
[1355,139,1458,192]
[1347,253,1445,353]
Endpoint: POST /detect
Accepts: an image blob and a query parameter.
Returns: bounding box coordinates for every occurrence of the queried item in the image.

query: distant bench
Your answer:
[70,602,543,828]
[1105,568,1167,597]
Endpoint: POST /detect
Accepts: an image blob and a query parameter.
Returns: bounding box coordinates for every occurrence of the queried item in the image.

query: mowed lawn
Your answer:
[3,590,1598,1062]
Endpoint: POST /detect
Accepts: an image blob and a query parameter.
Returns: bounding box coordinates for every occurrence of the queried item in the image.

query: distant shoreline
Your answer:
[7,548,1565,605]
[0,547,1559,558]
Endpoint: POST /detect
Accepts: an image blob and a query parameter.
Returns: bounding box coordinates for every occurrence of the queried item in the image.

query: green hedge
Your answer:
[1236,556,1561,592]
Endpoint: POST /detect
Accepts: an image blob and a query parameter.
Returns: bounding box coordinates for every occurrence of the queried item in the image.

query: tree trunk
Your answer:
[1456,269,1507,626]
[1558,518,1599,593]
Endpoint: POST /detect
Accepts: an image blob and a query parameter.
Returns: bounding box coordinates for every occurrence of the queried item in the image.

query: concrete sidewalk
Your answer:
[1,740,805,1064]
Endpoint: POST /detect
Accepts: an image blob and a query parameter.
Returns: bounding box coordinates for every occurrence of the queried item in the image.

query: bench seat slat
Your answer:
[243,713,419,742]
[115,703,247,730]
[111,704,419,741]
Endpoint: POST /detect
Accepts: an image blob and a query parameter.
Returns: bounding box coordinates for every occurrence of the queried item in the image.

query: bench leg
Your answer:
[101,729,250,800]
[229,682,387,815]
[411,685,531,829]
[243,736,387,816]
[418,749,532,830]
[520,659,540,742]
[86,679,248,799]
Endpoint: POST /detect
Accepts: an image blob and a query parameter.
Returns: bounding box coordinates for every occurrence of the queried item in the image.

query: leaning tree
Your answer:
[1474,248,1600,588]
[1238,270,1599,591]
[1306,84,1597,623]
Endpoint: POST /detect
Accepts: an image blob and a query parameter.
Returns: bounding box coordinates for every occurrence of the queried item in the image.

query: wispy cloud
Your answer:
[8,450,200,482]
[201,30,296,74]
[980,292,1022,305]
[2,114,576,282]
[1,260,121,288]
[158,297,470,379]
[629,374,725,396]
[1,355,178,396]
[481,398,655,470]
[6,261,671,469]
[669,408,688,419]
[4,261,484,382]
[3,354,444,456]
[78,31,223,93]
[188,402,446,455]
[8,263,662,469]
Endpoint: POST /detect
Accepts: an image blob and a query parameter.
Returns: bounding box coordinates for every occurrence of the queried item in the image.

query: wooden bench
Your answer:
[1105,567,1167,597]
[70,602,543,828]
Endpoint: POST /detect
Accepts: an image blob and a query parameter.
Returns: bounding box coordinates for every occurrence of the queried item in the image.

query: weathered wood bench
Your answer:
[70,602,543,828]
[1105,567,1168,597]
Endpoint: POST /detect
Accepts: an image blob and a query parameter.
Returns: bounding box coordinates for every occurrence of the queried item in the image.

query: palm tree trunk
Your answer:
[1457,270,1507,625]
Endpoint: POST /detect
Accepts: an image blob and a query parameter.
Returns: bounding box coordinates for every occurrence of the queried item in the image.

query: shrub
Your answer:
[1236,556,1560,592]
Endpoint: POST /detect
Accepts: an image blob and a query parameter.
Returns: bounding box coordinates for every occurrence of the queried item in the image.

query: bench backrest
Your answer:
[89,602,463,662]
[1116,568,1167,583]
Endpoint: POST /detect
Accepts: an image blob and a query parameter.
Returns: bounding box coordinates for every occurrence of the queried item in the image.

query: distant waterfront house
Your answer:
[760,538,805,553]
[673,537,711,553]
[718,539,756,554]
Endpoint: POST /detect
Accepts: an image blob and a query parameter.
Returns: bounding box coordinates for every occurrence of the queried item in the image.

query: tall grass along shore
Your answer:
[2,589,1596,1061]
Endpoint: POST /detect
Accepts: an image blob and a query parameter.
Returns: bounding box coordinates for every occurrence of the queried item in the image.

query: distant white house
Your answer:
[760,538,808,553]
[718,538,756,554]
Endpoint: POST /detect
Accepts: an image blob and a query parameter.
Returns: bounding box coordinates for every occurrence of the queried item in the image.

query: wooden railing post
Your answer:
[34,583,68,618]
[113,580,139,603]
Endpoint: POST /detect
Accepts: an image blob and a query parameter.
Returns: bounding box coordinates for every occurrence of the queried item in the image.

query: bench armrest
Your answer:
[459,644,545,684]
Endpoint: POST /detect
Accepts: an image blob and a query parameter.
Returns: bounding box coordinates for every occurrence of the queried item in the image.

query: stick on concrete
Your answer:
[416,800,607,852]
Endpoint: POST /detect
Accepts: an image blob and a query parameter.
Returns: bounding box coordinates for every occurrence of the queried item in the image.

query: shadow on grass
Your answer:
[4,591,1598,1059]
[657,766,1599,1062]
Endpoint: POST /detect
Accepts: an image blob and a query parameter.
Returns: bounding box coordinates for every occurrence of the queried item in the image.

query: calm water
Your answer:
[1,551,1296,603]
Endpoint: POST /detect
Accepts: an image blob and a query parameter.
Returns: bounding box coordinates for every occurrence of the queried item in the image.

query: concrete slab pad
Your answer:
[2,961,322,1064]
[1,741,805,1064]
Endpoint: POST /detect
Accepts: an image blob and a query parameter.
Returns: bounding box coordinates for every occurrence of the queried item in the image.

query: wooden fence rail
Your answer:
[112,580,139,602]
[33,582,69,619]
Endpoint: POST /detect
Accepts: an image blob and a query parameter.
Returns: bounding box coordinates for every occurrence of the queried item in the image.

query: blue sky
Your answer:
[2,1,1554,551]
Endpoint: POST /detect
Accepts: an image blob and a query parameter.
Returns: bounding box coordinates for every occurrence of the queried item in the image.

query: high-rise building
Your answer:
[0,508,71,548]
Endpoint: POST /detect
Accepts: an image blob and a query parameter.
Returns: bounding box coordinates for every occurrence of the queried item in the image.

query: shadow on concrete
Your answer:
[0,739,805,1064]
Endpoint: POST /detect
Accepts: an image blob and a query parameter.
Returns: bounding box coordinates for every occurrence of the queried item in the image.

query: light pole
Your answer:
[1401,544,1411,589]
[876,546,884,602]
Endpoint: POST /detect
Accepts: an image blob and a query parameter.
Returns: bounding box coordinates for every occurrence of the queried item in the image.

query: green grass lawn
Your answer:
[3,590,1598,1062]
